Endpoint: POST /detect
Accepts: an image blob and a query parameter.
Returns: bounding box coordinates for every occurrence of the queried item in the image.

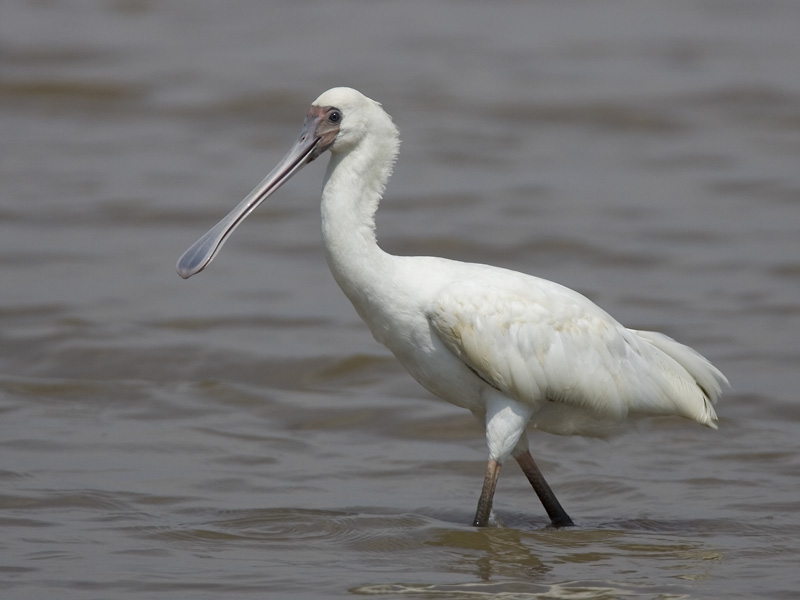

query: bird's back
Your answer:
[417,259,726,435]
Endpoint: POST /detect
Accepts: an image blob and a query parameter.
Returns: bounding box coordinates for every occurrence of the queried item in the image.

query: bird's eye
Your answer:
[328,110,341,123]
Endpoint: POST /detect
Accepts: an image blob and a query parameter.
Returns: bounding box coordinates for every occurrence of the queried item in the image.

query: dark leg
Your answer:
[472,459,501,527]
[514,450,574,527]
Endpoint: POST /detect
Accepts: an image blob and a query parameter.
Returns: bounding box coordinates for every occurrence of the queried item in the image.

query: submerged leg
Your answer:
[472,459,501,527]
[514,449,574,527]
[473,395,537,527]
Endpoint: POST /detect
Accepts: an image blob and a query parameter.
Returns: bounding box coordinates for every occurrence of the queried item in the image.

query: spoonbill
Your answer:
[177,87,727,527]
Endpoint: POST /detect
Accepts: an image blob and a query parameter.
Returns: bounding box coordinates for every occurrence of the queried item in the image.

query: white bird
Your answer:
[177,87,727,527]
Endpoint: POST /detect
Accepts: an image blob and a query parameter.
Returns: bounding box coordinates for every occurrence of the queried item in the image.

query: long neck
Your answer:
[320,130,398,313]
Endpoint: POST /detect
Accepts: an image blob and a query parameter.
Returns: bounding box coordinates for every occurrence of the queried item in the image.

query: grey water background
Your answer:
[1,0,799,598]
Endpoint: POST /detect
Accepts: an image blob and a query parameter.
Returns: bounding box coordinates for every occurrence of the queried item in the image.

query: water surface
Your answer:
[1,1,799,598]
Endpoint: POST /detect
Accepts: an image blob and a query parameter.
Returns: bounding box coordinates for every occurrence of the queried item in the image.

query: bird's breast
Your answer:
[358,287,488,413]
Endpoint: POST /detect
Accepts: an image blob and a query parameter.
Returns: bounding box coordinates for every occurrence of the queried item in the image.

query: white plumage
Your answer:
[177,87,728,527]
[429,274,720,435]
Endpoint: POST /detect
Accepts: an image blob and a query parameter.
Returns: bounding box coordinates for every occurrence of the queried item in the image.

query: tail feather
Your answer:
[634,330,728,428]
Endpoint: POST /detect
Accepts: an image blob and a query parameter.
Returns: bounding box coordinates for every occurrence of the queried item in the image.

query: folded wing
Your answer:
[427,277,725,434]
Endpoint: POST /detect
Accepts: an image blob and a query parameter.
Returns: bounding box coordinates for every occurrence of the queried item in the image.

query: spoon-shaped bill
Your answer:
[176,118,323,279]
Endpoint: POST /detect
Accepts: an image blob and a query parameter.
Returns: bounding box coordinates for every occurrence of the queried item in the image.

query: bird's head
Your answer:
[175,87,394,279]
[310,87,396,156]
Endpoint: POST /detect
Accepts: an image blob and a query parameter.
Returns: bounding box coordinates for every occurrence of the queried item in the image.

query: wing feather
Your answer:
[427,277,725,432]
